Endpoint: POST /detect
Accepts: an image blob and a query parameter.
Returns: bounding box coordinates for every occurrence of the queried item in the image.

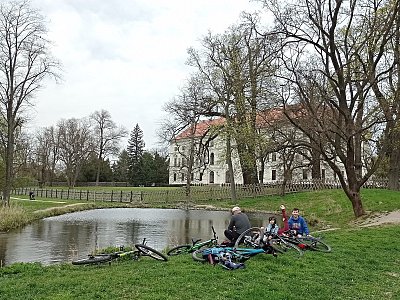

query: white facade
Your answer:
[168,120,343,185]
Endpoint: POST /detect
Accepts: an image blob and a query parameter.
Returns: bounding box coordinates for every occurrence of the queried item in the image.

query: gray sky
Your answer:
[30,0,262,150]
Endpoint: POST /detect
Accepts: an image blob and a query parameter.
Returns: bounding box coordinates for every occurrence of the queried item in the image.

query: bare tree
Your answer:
[161,75,214,203]
[187,14,279,185]
[57,118,94,188]
[90,110,127,186]
[261,0,400,217]
[0,0,60,205]
[34,125,60,186]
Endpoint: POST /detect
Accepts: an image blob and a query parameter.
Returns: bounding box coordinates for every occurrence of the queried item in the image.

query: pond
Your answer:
[0,208,276,266]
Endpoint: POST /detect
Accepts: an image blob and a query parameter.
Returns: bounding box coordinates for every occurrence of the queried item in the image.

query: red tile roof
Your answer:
[175,118,225,140]
[174,107,288,140]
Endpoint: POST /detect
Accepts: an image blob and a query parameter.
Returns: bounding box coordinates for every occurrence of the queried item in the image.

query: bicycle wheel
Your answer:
[72,254,112,265]
[270,238,303,257]
[135,244,168,261]
[234,227,263,248]
[299,237,331,253]
[192,249,207,262]
[167,245,192,256]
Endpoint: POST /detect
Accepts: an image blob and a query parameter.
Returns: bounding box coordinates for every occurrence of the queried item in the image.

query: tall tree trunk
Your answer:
[3,125,15,207]
[388,129,400,190]
[226,133,237,201]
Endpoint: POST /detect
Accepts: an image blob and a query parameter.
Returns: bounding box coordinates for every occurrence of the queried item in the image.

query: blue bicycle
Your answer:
[191,245,277,263]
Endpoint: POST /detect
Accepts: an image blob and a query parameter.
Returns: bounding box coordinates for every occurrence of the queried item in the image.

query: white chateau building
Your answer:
[168,115,341,186]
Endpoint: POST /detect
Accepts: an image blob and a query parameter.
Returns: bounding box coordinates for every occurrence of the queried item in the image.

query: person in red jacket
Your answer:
[278,204,289,235]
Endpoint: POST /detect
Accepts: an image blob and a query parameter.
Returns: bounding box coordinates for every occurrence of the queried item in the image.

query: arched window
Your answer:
[210,153,215,165]
[173,173,177,182]
[209,171,215,183]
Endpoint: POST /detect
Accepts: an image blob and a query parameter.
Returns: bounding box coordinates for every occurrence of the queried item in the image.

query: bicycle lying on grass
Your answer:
[279,231,332,252]
[167,226,218,256]
[191,245,278,263]
[234,227,303,257]
[72,238,168,265]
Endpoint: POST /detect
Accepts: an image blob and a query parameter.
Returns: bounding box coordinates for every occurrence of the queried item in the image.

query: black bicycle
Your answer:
[72,238,168,265]
[234,227,303,257]
[167,226,218,256]
[280,230,332,253]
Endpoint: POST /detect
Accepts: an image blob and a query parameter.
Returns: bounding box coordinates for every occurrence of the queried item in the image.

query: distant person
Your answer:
[224,206,251,246]
[288,208,310,237]
[29,191,35,200]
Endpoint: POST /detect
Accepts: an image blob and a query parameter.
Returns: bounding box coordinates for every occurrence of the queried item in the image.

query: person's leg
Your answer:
[224,229,234,241]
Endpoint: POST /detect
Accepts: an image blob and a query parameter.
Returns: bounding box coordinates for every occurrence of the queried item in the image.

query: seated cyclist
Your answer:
[287,208,310,237]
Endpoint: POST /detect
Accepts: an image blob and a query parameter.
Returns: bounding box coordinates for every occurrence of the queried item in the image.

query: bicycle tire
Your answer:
[135,244,168,261]
[271,238,303,257]
[298,237,332,253]
[234,227,263,248]
[192,249,207,262]
[167,245,192,256]
[72,254,112,265]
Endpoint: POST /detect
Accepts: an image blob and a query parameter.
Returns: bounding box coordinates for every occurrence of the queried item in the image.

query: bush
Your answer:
[0,204,30,231]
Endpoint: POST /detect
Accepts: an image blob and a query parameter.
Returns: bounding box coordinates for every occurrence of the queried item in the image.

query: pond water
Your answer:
[0,208,275,266]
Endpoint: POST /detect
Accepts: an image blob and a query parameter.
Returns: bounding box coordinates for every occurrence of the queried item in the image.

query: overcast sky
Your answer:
[30,0,263,150]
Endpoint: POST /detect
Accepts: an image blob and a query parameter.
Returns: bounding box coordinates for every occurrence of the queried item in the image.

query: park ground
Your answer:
[0,188,399,300]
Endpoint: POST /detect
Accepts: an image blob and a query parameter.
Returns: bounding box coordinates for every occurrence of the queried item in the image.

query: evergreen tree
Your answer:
[152,151,169,185]
[112,149,130,182]
[127,124,145,185]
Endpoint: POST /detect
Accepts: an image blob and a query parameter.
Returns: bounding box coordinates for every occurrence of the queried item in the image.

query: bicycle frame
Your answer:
[167,226,218,256]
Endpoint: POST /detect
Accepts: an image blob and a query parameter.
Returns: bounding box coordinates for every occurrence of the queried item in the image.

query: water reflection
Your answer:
[0,208,274,266]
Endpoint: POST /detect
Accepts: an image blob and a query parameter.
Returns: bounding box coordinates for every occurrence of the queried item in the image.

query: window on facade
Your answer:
[272,170,276,180]
[209,140,214,147]
[174,146,178,152]
[210,153,215,165]
[225,171,231,183]
[191,173,194,181]
[321,169,326,179]
[209,171,215,183]
[178,158,181,167]
[272,153,277,162]
[200,173,203,181]
[182,157,186,167]
[259,170,263,182]
[302,169,308,180]
[181,173,185,181]
[266,153,269,162]
[173,173,177,181]
[181,146,185,151]
[174,157,177,167]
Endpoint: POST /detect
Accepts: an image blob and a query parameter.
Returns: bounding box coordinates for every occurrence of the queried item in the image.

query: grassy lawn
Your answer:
[0,225,398,300]
[0,188,399,299]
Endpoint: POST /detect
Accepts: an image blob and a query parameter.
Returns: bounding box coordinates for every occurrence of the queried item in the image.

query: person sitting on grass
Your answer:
[224,206,251,246]
[288,208,310,237]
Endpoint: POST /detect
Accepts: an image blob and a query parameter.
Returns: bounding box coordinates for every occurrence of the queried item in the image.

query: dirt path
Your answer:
[353,210,400,227]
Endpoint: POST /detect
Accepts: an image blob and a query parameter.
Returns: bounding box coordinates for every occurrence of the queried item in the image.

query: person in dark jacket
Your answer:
[288,208,310,237]
[224,206,251,246]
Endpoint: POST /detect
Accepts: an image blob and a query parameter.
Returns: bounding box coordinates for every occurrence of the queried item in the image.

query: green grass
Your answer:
[0,225,398,300]
[1,188,399,299]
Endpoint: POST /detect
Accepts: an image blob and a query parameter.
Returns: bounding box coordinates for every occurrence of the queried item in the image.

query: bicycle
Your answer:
[72,238,168,265]
[279,230,332,253]
[192,244,278,263]
[167,226,218,256]
[234,227,303,257]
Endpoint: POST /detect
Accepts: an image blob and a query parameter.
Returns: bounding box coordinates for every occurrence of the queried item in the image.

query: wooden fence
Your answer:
[12,179,389,205]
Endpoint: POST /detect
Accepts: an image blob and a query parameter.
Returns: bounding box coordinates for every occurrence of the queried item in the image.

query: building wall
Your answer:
[168,134,343,185]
